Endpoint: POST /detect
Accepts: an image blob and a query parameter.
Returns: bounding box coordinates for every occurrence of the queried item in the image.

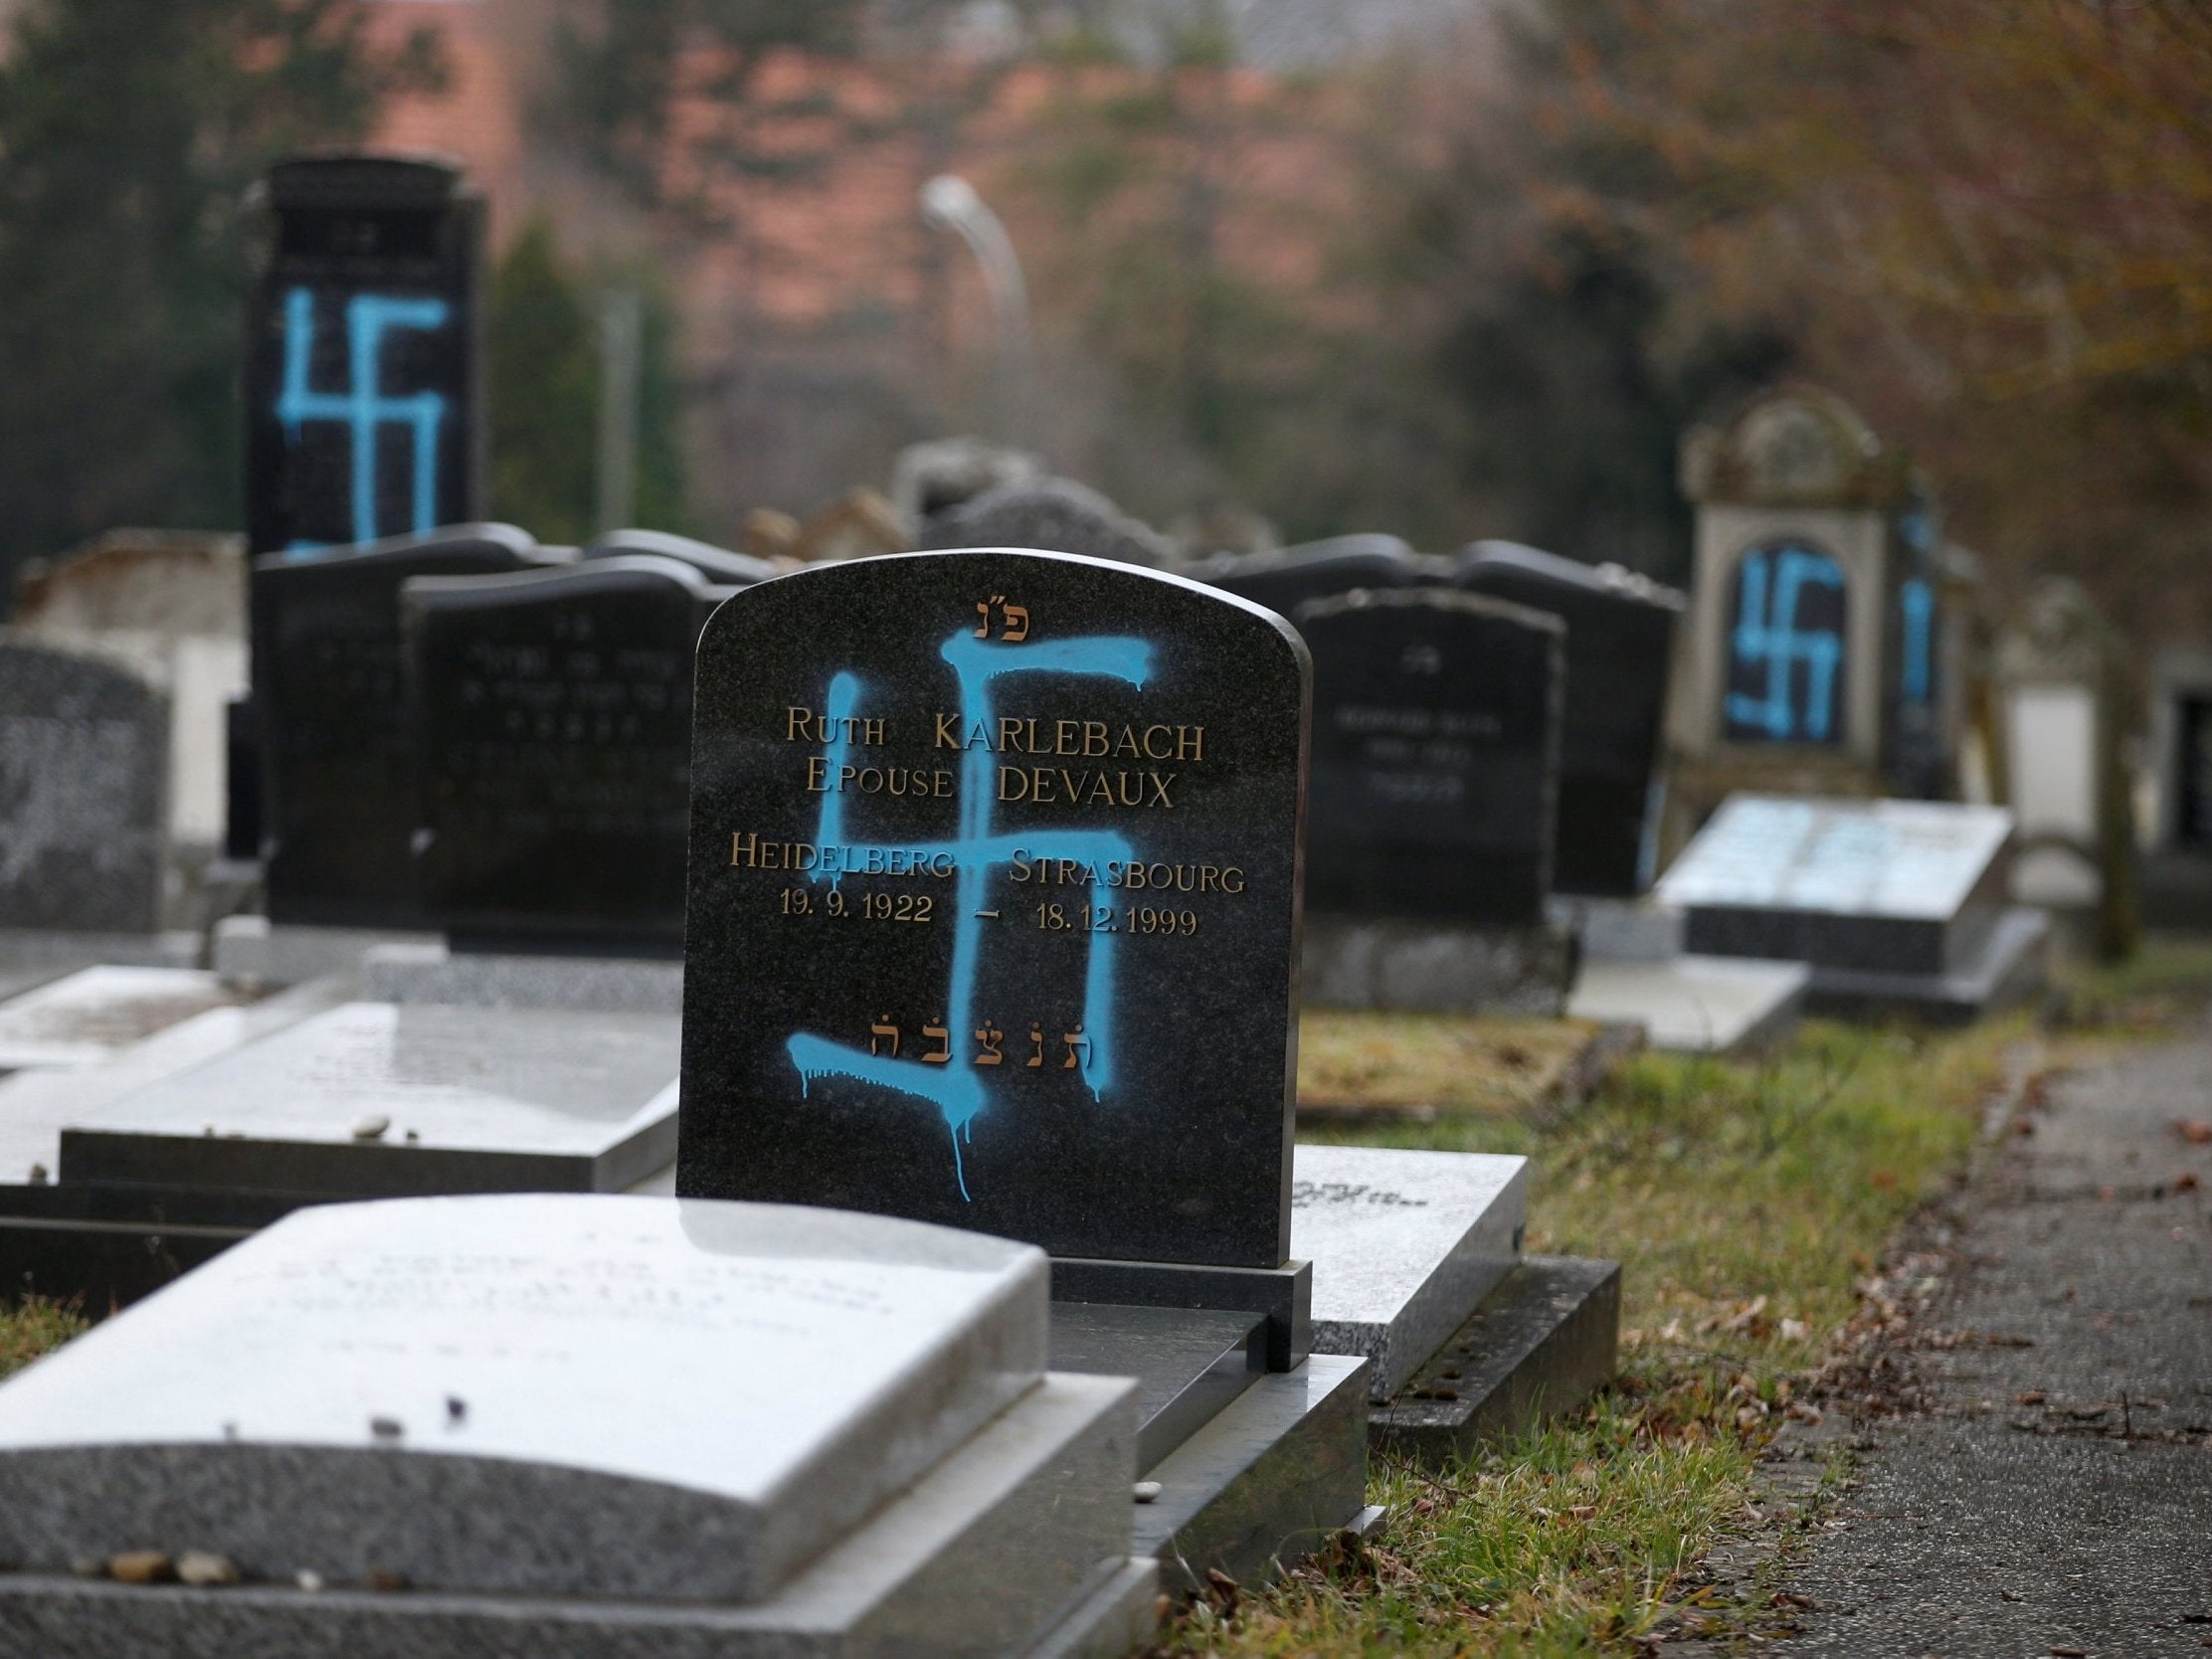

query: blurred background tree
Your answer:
[0,0,442,593]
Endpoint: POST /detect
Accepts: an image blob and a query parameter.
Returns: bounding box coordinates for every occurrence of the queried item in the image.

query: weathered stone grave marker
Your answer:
[914,477,1173,569]
[1189,533,1426,622]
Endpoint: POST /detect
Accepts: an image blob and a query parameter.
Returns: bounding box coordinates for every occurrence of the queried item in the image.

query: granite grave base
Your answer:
[1567,957,1809,1054]
[0,930,202,974]
[1302,915,1573,1015]
[362,941,683,1014]
[1370,1256,1622,1466]
[212,916,441,989]
[1547,895,1686,965]
[1800,904,2050,1024]
[0,1197,1156,1659]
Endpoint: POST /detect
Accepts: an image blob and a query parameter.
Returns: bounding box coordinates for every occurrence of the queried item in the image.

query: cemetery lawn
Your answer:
[1179,1011,2038,1656]
[1298,1011,1611,1121]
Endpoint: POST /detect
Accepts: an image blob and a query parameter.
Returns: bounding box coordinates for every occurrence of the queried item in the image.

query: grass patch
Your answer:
[1163,1011,2027,1656]
[1298,1012,1606,1119]
[0,1296,85,1381]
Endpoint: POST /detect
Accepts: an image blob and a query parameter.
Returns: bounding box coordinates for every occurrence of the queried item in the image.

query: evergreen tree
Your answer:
[0,0,441,594]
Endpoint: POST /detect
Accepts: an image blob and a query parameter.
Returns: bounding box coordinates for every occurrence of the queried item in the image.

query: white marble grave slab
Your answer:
[60,1001,679,1195]
[0,1195,1049,1604]
[1292,1144,1526,1400]
[1657,796,2013,920]
[1568,956,1808,1054]
[0,980,345,1185]
[0,967,243,1071]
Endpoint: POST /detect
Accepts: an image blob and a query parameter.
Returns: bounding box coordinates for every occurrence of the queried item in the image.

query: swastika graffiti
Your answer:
[276,288,451,552]
[1724,543,1848,744]
[1899,577,1936,706]
[784,629,1153,1198]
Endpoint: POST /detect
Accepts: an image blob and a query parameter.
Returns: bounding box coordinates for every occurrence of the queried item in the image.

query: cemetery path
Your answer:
[1770,1017,2212,1658]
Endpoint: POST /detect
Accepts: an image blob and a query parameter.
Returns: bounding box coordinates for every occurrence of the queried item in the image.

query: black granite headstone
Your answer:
[1298,589,1563,926]
[254,525,555,927]
[2177,694,2212,850]
[244,156,483,558]
[584,528,780,588]
[403,556,726,953]
[1720,538,1849,747]
[679,549,1309,1268]
[1455,541,1684,896]
[1191,535,1425,625]
[0,642,167,932]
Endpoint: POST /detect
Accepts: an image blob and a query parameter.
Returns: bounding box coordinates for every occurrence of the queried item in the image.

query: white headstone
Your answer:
[1657,796,2012,920]
[0,967,240,1072]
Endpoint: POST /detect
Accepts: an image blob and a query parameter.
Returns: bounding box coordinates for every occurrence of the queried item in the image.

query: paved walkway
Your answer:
[1777,1022,2212,1657]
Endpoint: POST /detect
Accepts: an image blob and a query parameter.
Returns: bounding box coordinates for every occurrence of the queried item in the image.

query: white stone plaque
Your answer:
[1656,795,2012,920]
[0,1195,1047,1602]
[0,967,240,1071]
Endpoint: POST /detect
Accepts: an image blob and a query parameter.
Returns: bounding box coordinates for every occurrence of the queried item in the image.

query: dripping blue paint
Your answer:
[276,288,450,553]
[1899,578,1936,705]
[1725,544,1846,743]
[786,630,1153,1199]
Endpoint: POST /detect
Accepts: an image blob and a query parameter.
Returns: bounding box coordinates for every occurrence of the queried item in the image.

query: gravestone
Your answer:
[253,524,556,927]
[0,1195,1154,1656]
[889,437,1041,536]
[1291,1145,1525,1402]
[1656,795,2048,1020]
[1188,534,1424,623]
[0,640,168,934]
[402,556,726,954]
[585,527,780,587]
[1299,589,1563,925]
[0,968,241,1073]
[1670,388,1923,855]
[244,156,483,558]
[1456,542,1684,896]
[914,477,1175,569]
[679,549,1304,1268]
[59,1001,680,1202]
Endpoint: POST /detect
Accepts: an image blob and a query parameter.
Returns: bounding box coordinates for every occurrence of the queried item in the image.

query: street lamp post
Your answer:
[920,173,1033,439]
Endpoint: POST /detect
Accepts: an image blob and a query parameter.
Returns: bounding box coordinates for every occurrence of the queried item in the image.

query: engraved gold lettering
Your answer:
[922,1021,951,1063]
[868,1018,900,1058]
[1025,1022,1046,1068]
[805,757,829,792]
[975,1022,1006,1065]
[935,712,961,749]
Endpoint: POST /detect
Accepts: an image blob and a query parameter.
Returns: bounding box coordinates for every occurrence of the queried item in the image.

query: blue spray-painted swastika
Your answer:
[785,630,1154,1199]
[1899,578,1935,705]
[1725,545,1846,742]
[276,288,450,552]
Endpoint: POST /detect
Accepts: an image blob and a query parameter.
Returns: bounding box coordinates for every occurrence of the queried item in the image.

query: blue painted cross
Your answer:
[276,288,451,553]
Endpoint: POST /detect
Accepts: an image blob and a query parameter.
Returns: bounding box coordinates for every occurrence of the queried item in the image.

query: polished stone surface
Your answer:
[1049,1255,1311,1373]
[0,980,345,1186]
[1456,543,1684,898]
[244,157,481,559]
[363,941,683,1014]
[1293,1145,1526,1400]
[403,555,720,953]
[0,1372,1145,1658]
[0,969,243,1072]
[61,1001,679,1198]
[0,638,168,933]
[680,549,1308,1268]
[1049,1302,1264,1470]
[1371,1255,1621,1467]
[1802,903,2049,1024]
[1298,589,1563,925]
[211,915,440,988]
[0,1196,1049,1604]
[1567,956,1809,1054]
[1134,1352,1370,1589]
[252,527,559,928]
[1301,914,1573,1015]
[1659,796,2015,974]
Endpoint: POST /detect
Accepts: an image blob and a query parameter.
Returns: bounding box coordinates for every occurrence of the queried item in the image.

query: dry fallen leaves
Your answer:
[2176,1119,2212,1145]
